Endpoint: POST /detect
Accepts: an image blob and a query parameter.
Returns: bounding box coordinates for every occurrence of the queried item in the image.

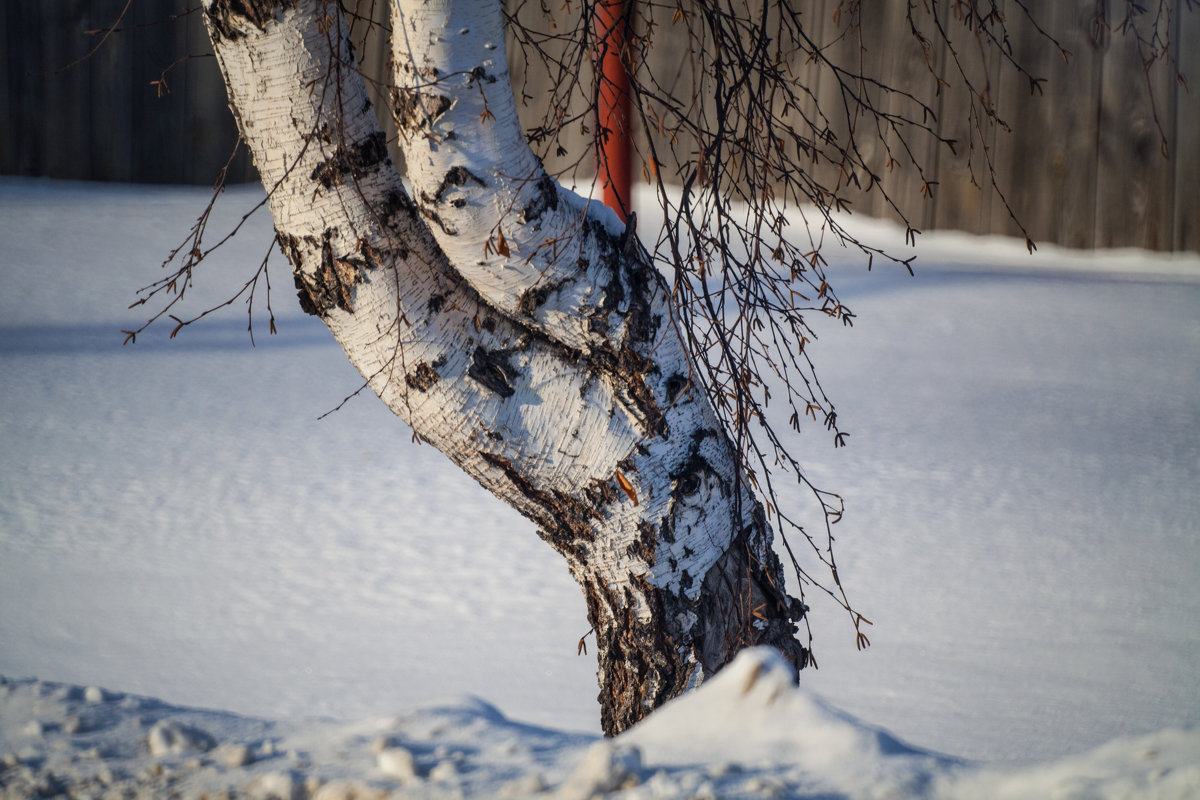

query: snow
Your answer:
[1,176,1199,796]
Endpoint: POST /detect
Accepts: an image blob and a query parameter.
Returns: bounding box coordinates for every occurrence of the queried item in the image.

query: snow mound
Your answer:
[3,652,1197,799]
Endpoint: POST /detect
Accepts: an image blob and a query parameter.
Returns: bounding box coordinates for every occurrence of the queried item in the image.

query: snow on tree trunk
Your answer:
[202,0,808,735]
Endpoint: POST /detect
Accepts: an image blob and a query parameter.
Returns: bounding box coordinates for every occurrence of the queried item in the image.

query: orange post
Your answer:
[595,0,632,221]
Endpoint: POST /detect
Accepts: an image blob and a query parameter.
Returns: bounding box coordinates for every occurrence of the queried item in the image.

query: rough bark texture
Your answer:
[203,0,808,735]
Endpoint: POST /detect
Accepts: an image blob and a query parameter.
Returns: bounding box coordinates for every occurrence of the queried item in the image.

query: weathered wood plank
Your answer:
[87,0,136,181]
[872,1,942,231]
[1094,8,1178,250]
[927,1,1007,239]
[985,1,1103,249]
[1172,2,1199,252]
[0,2,13,174]
[8,3,41,175]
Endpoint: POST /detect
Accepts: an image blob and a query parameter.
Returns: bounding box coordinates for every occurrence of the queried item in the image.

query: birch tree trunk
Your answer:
[202,0,808,735]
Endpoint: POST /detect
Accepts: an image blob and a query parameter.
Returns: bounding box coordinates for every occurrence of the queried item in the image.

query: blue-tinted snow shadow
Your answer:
[827,261,1200,303]
[0,318,334,356]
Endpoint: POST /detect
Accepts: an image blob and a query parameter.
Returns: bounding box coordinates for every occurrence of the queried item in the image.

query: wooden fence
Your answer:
[3,1,1195,251]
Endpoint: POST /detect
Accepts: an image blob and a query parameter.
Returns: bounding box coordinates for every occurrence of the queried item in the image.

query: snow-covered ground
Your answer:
[1,177,1198,797]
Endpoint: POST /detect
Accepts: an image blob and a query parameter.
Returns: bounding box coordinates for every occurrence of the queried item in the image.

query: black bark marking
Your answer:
[626,521,657,565]
[516,279,563,318]
[664,373,688,403]
[405,362,440,392]
[310,132,389,190]
[378,190,419,243]
[290,233,363,316]
[518,176,559,225]
[391,89,454,133]
[467,347,519,398]
[433,166,486,204]
[468,65,498,84]
[693,522,811,674]
[205,0,298,40]
[659,516,676,544]
[584,478,618,507]
[478,452,596,561]
[416,198,458,236]
[615,348,666,437]
[427,293,446,314]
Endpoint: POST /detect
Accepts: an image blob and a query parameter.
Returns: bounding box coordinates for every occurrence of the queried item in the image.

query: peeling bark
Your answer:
[205,0,809,737]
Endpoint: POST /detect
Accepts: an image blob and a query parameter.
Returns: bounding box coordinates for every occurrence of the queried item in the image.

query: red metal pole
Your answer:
[595,0,632,221]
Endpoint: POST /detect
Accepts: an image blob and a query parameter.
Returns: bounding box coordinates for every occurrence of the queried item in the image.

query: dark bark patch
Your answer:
[516,280,563,318]
[205,0,298,40]
[417,199,458,236]
[468,65,498,84]
[518,176,559,225]
[583,578,689,737]
[616,348,666,437]
[310,132,389,190]
[433,166,486,204]
[427,293,446,314]
[392,89,453,133]
[664,373,688,403]
[291,233,363,316]
[584,478,618,507]
[626,521,657,565]
[405,362,440,392]
[467,346,519,398]
[379,189,419,240]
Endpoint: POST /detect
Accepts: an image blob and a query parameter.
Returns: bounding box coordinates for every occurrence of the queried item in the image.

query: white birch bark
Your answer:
[390,0,642,356]
[201,0,808,735]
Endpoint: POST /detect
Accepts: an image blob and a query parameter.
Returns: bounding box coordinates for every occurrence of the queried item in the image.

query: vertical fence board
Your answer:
[926,3,1012,241]
[0,3,13,172]
[184,3,254,186]
[43,1,93,179]
[9,4,41,175]
[1094,9,1178,250]
[128,1,186,183]
[987,1,1103,249]
[874,2,942,231]
[1172,1,1199,252]
[803,2,870,223]
[87,0,135,182]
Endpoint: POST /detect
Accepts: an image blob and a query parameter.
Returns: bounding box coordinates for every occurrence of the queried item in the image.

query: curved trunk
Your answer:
[202,0,808,735]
